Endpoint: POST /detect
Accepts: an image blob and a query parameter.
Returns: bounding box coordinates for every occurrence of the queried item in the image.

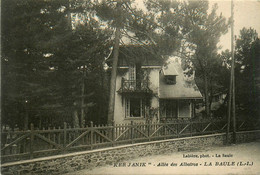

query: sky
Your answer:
[210,0,260,51]
[135,0,260,52]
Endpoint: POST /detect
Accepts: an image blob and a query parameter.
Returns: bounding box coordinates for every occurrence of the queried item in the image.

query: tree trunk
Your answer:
[73,109,80,128]
[107,2,122,125]
[209,78,213,112]
[204,73,210,117]
[80,69,86,128]
[107,26,121,125]
[24,112,29,130]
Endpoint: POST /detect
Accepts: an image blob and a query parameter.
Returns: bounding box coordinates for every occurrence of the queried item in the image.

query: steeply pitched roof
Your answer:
[106,45,165,67]
[159,62,203,99]
[162,63,179,75]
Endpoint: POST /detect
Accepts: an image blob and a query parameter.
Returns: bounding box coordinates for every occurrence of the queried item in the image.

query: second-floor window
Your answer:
[129,64,142,80]
[129,64,136,80]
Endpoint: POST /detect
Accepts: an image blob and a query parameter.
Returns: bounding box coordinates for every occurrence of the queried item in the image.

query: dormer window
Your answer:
[165,75,176,85]
[162,63,179,85]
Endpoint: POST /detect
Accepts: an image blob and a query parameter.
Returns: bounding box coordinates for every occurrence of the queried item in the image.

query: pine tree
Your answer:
[2,0,111,128]
[178,1,229,117]
[234,28,260,119]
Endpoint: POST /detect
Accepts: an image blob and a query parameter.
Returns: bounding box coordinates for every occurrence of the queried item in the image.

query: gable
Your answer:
[159,62,203,99]
[106,45,165,67]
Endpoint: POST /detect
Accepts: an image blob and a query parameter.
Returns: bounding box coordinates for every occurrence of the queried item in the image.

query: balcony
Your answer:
[118,78,152,94]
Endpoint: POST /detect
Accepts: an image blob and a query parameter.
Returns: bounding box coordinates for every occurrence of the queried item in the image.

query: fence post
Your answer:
[190,120,193,136]
[30,123,34,159]
[177,122,179,138]
[48,126,51,149]
[63,122,67,153]
[131,121,134,144]
[164,123,167,140]
[112,121,115,146]
[58,126,61,145]
[90,121,93,149]
[148,120,150,141]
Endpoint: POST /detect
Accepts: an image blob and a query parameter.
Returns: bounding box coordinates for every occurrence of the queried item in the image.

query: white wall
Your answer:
[114,74,126,125]
[147,68,160,122]
[113,68,160,125]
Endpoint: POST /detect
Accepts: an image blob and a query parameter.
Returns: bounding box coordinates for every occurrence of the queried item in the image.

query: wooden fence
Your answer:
[1,119,260,163]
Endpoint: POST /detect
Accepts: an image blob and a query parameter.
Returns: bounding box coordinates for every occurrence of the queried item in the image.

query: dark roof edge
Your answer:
[159,97,203,100]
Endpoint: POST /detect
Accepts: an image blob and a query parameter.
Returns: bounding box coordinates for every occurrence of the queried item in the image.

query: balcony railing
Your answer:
[118,78,152,93]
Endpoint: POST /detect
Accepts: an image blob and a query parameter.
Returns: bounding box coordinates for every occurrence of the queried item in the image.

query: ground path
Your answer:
[68,140,260,175]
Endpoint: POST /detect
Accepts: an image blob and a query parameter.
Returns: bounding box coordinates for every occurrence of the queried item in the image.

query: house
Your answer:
[108,46,203,125]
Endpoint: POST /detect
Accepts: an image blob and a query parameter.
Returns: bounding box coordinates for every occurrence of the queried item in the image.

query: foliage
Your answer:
[1,0,111,128]
[234,28,260,118]
[95,0,184,123]
[178,1,230,116]
[2,0,257,128]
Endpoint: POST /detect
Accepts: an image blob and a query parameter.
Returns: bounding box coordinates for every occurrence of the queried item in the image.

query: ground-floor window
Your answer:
[125,98,145,118]
[160,100,192,118]
[160,100,178,118]
[178,100,191,118]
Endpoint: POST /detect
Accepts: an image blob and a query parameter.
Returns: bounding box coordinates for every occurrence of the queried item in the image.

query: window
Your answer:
[165,75,176,85]
[129,64,136,80]
[165,100,177,118]
[179,100,191,118]
[129,64,142,81]
[128,65,136,90]
[125,98,145,117]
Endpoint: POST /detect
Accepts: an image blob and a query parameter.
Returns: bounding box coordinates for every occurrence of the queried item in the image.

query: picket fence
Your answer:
[1,119,259,163]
